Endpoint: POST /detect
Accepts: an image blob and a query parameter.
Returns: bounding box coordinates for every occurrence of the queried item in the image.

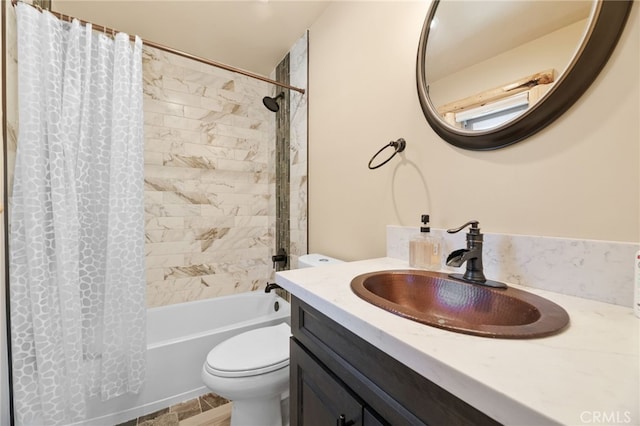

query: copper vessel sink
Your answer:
[351,270,569,338]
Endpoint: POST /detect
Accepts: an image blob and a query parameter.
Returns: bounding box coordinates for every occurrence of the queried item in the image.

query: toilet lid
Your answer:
[205,322,291,378]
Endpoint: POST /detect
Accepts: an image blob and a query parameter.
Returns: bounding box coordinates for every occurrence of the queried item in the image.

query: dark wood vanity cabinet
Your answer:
[289,297,501,426]
[291,339,384,426]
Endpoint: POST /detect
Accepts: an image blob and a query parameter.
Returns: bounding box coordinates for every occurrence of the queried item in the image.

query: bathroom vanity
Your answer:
[276,257,639,425]
[290,296,498,425]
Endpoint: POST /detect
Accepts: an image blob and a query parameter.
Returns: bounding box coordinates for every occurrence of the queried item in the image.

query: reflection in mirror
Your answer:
[426,0,592,132]
[436,69,555,130]
[416,0,633,150]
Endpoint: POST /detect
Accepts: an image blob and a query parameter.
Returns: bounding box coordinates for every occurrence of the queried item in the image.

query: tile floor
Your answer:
[116,393,230,426]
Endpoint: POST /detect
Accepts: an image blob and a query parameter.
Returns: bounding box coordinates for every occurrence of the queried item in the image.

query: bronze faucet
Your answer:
[446,220,507,289]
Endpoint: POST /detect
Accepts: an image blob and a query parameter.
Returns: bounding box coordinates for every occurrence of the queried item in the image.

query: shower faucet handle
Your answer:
[271,248,288,269]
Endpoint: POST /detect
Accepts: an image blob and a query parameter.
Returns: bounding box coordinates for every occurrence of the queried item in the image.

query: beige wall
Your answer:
[308,1,639,261]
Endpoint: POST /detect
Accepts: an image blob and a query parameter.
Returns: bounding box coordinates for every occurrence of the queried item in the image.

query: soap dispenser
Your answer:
[409,214,442,271]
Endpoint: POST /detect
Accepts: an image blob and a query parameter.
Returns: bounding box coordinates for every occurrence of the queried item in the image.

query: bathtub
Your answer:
[71,291,290,426]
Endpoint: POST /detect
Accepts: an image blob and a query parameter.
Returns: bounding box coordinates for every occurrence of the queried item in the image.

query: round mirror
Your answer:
[416,0,633,150]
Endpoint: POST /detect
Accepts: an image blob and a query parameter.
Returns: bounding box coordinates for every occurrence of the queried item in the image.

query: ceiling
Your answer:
[50,1,594,84]
[52,1,332,76]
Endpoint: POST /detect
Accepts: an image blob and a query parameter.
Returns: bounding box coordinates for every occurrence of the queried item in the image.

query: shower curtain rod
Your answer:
[10,0,306,94]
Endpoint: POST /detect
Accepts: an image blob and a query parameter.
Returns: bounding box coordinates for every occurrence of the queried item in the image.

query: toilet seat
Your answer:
[205,322,291,378]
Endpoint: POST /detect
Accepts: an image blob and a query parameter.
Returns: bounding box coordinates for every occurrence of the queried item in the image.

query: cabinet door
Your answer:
[291,338,362,426]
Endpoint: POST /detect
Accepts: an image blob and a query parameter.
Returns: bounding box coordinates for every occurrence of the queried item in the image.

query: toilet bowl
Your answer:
[201,322,291,426]
[202,255,343,425]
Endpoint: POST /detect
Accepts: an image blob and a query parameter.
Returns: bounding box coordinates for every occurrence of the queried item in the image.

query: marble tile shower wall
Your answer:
[4,5,313,308]
[142,46,276,307]
[289,32,309,268]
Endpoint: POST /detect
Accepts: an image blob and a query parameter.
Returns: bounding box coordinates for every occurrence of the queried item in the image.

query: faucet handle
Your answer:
[447,220,480,234]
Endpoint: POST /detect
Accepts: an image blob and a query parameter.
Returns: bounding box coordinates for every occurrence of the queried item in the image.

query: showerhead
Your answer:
[262,92,285,112]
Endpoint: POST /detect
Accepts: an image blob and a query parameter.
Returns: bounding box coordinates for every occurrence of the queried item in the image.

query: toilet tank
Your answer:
[298,253,343,268]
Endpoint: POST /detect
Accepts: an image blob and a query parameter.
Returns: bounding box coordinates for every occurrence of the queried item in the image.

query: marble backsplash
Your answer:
[387,225,640,307]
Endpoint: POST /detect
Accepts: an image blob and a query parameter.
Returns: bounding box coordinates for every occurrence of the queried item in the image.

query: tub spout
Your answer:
[265,283,282,293]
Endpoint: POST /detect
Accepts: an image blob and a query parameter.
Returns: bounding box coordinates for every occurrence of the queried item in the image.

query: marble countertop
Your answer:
[276,257,639,426]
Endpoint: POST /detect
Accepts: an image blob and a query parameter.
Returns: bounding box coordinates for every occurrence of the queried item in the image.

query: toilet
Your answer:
[297,253,343,268]
[202,323,291,426]
[201,253,343,426]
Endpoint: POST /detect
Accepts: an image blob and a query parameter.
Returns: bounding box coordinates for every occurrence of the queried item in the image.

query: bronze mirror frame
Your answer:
[416,0,633,151]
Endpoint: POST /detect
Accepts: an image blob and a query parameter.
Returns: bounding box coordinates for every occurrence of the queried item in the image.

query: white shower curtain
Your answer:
[10,3,146,425]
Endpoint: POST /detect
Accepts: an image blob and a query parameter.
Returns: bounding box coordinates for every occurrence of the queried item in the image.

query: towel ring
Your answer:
[368,138,406,170]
